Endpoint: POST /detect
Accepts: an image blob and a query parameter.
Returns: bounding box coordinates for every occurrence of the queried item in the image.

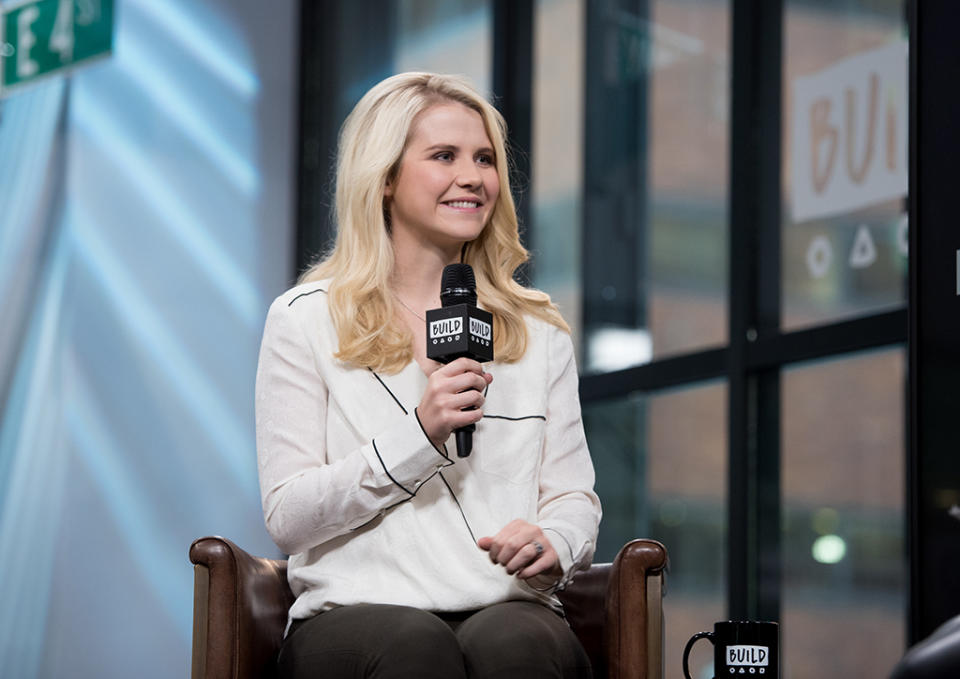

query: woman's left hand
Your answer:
[477,519,562,581]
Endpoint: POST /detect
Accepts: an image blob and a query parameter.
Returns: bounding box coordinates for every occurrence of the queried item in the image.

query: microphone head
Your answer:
[440,263,477,307]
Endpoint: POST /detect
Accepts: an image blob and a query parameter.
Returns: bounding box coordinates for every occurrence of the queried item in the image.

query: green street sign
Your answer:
[0,0,113,97]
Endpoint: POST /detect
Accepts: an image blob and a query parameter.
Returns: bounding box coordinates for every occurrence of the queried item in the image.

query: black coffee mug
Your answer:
[683,620,779,678]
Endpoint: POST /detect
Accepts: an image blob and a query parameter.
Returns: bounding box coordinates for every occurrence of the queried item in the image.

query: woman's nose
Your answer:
[455,160,482,188]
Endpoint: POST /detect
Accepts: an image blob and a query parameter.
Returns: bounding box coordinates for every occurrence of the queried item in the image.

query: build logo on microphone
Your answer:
[429,317,463,344]
[726,646,769,674]
[469,317,491,347]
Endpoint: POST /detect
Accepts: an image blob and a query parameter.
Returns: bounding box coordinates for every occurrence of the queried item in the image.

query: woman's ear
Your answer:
[382,179,394,229]
[384,158,403,198]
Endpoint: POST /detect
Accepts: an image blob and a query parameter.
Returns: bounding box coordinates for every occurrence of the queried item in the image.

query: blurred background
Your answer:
[0,0,938,677]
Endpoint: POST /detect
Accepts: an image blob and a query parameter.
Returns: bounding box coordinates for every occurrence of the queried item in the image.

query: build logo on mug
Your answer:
[683,621,779,678]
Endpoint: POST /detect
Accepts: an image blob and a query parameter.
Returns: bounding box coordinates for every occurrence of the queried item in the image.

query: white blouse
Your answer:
[255,280,601,623]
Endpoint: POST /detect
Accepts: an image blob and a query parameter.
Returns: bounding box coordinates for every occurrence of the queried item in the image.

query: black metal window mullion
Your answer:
[492,0,535,281]
[728,0,783,623]
[295,1,396,279]
[579,313,906,400]
[295,0,339,277]
[908,0,960,642]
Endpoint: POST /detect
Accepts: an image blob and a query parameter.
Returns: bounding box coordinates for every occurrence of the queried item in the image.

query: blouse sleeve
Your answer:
[255,295,451,555]
[535,327,602,590]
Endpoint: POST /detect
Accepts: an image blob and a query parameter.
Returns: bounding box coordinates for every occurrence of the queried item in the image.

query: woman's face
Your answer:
[385,101,500,252]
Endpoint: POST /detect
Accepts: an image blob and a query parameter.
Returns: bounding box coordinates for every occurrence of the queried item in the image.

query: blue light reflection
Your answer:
[115,29,260,195]
[124,0,260,99]
[70,87,262,329]
[70,206,258,497]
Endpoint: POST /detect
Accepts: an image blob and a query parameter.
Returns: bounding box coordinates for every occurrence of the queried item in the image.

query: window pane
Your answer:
[646,0,730,361]
[782,1,908,329]
[781,349,906,677]
[531,0,585,349]
[585,382,726,679]
[533,0,730,373]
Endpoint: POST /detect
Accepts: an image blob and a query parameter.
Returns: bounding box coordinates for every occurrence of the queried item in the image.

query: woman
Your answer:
[256,72,601,679]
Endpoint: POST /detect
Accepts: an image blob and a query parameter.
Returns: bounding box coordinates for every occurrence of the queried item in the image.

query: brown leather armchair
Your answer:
[190,536,667,679]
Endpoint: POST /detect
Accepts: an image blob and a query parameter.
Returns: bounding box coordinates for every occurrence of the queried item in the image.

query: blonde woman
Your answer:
[256,72,601,679]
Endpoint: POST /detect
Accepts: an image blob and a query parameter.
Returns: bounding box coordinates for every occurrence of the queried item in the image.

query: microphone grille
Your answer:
[441,263,475,291]
[440,263,477,306]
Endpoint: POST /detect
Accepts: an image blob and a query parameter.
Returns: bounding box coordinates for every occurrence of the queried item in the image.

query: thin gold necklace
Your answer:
[394,294,426,322]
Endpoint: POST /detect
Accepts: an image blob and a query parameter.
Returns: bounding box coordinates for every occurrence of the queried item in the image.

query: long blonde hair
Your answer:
[300,72,568,373]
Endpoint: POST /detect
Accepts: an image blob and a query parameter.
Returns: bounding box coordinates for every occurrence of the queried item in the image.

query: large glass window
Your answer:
[781,349,906,677]
[585,382,726,679]
[532,0,730,372]
[296,3,913,675]
[782,0,908,330]
[645,0,730,361]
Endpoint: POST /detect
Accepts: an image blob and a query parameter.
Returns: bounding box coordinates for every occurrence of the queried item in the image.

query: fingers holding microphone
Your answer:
[417,357,492,449]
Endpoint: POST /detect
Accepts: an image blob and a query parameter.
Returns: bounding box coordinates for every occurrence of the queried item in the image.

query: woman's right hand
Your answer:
[417,357,493,449]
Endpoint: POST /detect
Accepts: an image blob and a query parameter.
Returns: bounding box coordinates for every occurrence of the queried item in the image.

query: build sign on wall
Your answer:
[790,40,908,224]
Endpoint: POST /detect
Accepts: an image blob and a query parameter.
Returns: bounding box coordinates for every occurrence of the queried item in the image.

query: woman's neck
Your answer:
[391,238,464,375]
[391,238,462,309]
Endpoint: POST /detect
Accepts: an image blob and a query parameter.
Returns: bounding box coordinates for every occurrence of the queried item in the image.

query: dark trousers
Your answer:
[276,601,593,679]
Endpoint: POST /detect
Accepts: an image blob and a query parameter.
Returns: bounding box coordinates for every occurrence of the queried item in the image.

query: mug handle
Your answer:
[682,631,715,679]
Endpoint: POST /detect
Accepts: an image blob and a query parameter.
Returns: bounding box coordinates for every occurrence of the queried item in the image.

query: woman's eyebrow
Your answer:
[422,143,495,156]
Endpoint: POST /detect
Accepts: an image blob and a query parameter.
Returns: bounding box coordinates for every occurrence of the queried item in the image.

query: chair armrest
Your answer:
[606,539,668,679]
[190,536,294,679]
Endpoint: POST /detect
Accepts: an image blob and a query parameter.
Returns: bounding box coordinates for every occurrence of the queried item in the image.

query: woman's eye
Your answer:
[477,154,494,166]
[434,151,453,161]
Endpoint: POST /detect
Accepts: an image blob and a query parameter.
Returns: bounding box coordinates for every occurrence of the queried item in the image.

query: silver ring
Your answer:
[531,540,544,557]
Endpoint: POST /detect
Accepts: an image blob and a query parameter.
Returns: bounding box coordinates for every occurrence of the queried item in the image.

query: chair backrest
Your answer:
[190,536,666,679]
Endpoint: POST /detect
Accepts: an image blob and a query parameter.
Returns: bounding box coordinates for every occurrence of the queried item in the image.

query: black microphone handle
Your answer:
[432,263,488,459]
[455,423,475,458]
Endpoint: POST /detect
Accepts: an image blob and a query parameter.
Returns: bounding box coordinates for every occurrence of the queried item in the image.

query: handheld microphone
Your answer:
[426,264,493,457]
